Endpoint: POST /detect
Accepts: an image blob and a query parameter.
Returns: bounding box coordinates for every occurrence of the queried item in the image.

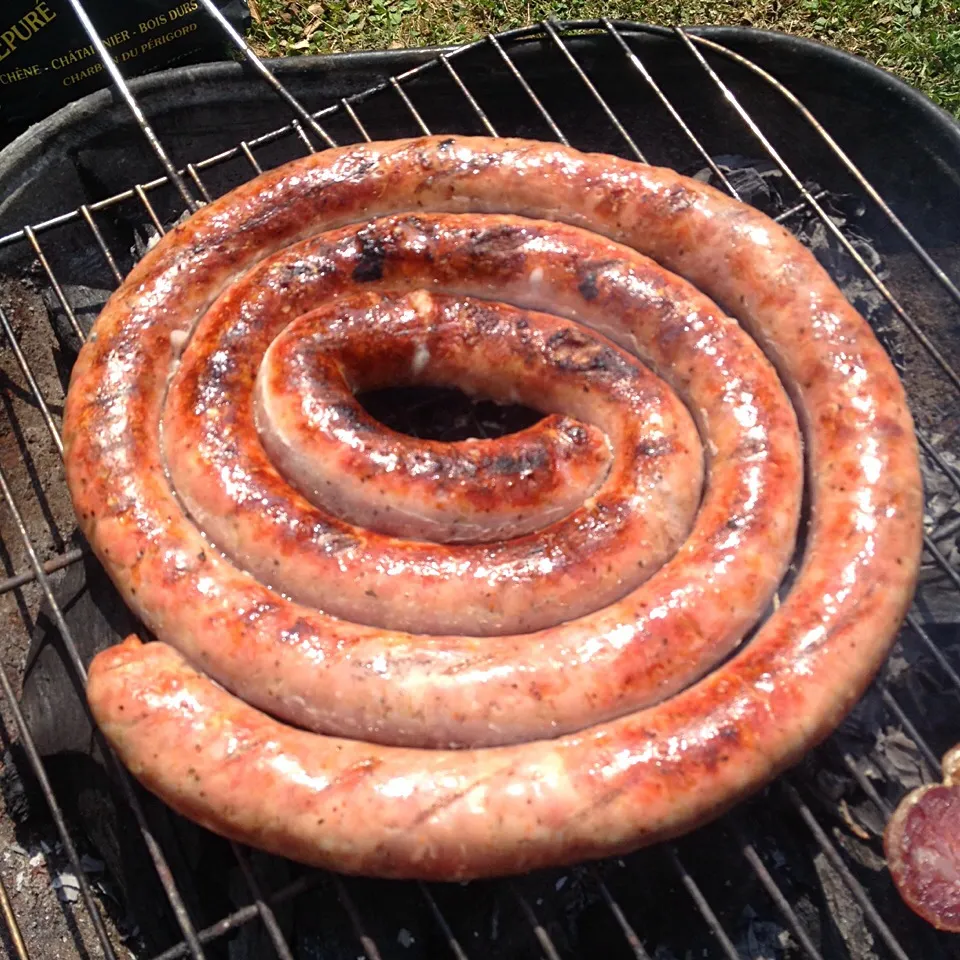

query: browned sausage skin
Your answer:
[71,136,921,878]
[68,200,803,747]
[171,278,708,637]
[255,291,624,546]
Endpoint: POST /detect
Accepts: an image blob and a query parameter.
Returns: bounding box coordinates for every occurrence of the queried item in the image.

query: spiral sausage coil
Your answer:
[65,137,922,880]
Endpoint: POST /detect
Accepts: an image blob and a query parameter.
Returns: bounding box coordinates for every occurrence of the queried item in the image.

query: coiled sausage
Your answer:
[67,136,922,878]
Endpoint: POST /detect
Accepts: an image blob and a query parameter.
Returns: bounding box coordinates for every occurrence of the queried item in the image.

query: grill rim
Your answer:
[0,10,958,960]
[3,22,960,251]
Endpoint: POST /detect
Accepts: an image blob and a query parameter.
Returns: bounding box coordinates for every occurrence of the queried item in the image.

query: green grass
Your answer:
[247,0,959,116]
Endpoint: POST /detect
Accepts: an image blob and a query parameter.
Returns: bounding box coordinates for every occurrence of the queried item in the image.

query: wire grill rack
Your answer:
[0,3,959,958]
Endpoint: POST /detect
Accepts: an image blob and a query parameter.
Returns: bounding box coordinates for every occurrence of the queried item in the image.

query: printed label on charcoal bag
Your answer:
[0,0,250,140]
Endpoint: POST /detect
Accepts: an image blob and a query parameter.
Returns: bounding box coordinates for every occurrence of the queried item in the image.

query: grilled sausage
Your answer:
[67,200,803,747]
[184,283,707,635]
[255,291,623,546]
[69,137,921,877]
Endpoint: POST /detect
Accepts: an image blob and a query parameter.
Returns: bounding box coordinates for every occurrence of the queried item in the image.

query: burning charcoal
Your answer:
[651,946,682,960]
[917,439,960,608]
[697,156,777,204]
[875,729,927,791]
[130,209,194,263]
[812,851,881,960]
[0,749,32,826]
[834,685,886,746]
[814,768,850,803]
[882,647,913,686]
[690,155,790,218]
[52,871,81,903]
[40,284,110,379]
[80,853,104,873]
[838,797,879,840]
[736,905,789,960]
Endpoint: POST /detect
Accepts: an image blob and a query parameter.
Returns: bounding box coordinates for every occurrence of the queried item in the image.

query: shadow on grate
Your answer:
[0,4,959,959]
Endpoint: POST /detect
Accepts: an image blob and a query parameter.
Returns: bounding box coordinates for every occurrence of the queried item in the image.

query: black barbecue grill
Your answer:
[0,3,959,958]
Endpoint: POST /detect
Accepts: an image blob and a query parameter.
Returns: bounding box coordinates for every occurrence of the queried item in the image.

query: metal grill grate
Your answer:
[0,5,958,959]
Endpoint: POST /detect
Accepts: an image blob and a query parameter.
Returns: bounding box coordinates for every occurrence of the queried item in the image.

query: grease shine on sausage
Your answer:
[69,136,922,878]
[70,203,802,747]
[256,291,624,546]
[188,285,706,635]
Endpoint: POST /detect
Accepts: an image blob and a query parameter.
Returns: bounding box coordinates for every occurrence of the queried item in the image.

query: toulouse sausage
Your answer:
[67,136,922,878]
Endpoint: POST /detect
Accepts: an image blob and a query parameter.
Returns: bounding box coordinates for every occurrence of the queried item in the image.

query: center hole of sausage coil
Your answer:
[356,385,545,442]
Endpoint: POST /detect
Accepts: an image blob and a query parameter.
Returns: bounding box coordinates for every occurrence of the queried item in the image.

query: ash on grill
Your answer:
[1,155,955,960]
